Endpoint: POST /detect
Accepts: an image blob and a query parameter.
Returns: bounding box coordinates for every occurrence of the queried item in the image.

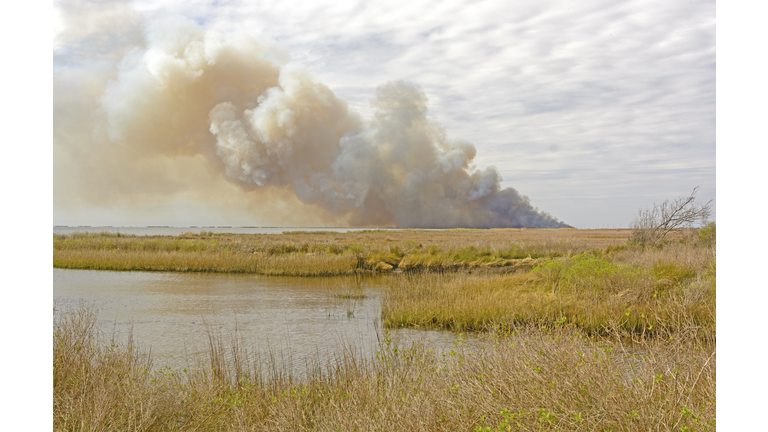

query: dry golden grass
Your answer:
[383,272,714,340]
[611,241,715,274]
[54,249,362,276]
[54,304,715,431]
[53,229,632,275]
[54,227,633,251]
[53,304,164,429]
[383,242,715,340]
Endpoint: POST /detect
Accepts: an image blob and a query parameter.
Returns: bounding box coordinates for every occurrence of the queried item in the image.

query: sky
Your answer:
[52,0,716,228]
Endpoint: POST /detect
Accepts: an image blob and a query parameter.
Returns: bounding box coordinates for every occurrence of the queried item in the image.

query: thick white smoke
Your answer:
[58,16,568,228]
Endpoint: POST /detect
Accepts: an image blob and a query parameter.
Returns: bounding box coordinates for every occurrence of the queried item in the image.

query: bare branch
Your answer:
[630,187,712,246]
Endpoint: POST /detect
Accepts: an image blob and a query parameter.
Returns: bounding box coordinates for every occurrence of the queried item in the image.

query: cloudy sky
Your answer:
[52,0,715,228]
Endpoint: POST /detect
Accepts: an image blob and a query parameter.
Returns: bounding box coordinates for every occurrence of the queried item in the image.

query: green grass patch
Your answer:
[698,222,716,247]
[533,255,650,297]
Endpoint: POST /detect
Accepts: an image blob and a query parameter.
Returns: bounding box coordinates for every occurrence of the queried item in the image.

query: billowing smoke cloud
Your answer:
[55,14,568,228]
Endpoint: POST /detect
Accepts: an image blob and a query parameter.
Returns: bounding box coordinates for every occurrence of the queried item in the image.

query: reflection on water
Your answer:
[53,269,469,376]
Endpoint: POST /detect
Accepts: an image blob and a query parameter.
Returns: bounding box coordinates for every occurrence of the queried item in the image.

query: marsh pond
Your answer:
[54,267,468,376]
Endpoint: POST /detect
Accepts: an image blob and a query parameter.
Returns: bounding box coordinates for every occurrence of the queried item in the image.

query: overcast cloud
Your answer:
[53,0,715,228]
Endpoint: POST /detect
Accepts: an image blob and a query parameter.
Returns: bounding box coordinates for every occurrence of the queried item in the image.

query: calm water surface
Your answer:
[53,269,467,376]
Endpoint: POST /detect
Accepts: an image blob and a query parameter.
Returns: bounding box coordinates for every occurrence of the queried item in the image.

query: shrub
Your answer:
[698,222,716,247]
[630,186,712,246]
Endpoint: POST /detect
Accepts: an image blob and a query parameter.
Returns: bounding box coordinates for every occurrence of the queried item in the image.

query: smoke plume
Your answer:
[54,15,568,228]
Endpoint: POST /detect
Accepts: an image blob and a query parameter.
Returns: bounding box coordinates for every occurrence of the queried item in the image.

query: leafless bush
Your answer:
[631,186,712,246]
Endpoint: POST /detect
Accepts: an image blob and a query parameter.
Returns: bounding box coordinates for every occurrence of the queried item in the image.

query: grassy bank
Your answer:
[54,305,715,431]
[54,249,363,276]
[54,229,715,339]
[53,229,630,275]
[382,243,715,339]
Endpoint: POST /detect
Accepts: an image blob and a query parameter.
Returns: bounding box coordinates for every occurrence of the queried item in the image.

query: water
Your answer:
[53,268,467,376]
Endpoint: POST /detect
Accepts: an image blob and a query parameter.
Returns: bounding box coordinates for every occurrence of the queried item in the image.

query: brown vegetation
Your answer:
[382,248,715,340]
[54,228,632,275]
[54,305,715,431]
[53,228,716,430]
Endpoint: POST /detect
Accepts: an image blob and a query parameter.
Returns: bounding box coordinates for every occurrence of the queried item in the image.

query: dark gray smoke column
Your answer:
[329,81,569,228]
[210,78,569,228]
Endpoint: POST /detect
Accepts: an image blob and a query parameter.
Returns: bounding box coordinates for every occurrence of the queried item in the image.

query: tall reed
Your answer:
[382,251,715,340]
[54,304,715,431]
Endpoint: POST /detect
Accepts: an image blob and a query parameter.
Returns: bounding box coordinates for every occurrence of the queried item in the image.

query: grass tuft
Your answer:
[54,304,715,431]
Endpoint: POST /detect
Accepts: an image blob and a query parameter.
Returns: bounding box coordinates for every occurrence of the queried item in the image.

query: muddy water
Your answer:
[53,269,467,376]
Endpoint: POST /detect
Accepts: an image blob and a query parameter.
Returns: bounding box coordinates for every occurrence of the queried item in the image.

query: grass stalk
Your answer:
[54,304,715,431]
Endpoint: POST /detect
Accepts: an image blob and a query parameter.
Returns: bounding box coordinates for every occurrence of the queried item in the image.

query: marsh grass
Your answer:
[53,229,632,275]
[53,304,164,430]
[383,251,715,340]
[54,304,715,431]
[53,249,362,276]
[333,284,368,300]
[327,277,369,319]
[610,241,714,275]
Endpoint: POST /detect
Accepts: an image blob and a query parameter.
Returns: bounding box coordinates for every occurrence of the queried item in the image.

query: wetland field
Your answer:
[53,228,715,431]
